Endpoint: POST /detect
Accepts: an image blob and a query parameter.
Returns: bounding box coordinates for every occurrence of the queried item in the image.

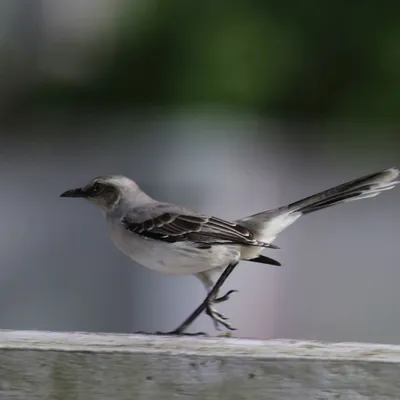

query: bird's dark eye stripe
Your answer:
[91,183,106,194]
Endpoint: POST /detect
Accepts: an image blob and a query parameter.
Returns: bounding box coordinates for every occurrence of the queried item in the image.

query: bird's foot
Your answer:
[206,288,238,330]
[205,304,236,331]
[134,330,208,337]
[213,289,238,304]
[135,288,239,336]
[156,330,208,337]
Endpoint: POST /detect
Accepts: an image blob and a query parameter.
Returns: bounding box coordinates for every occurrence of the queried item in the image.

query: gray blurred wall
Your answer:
[0,112,399,344]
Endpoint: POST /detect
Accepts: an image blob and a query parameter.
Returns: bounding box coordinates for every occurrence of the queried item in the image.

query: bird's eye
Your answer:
[92,183,104,194]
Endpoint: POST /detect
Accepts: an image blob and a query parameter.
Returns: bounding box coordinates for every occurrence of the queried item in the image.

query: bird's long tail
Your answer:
[238,167,399,242]
[284,167,398,215]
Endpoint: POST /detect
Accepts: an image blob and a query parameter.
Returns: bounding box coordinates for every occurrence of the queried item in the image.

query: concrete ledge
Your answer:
[0,330,400,399]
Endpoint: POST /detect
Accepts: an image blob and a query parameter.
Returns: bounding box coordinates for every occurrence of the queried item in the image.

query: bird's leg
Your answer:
[195,267,238,330]
[201,268,238,331]
[164,262,239,335]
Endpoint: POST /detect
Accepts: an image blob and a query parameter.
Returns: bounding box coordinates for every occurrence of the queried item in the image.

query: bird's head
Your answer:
[60,175,149,212]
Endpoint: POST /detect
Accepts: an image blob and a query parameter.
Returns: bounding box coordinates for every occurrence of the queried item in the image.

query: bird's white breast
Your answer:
[107,219,241,275]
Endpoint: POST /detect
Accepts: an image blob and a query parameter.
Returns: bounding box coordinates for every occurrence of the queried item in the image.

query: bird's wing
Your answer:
[121,205,278,249]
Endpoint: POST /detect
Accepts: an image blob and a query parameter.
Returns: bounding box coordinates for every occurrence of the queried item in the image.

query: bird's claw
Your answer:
[156,330,208,336]
[205,287,238,331]
[134,330,208,337]
[205,304,236,331]
[214,289,238,303]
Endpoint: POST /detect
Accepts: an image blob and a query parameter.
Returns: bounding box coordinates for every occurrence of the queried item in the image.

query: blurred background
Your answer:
[0,0,399,344]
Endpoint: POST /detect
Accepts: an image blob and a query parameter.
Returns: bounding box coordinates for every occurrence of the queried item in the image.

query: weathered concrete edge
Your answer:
[0,329,399,363]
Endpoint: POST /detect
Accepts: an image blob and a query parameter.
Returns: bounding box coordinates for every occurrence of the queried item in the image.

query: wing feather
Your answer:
[122,211,278,249]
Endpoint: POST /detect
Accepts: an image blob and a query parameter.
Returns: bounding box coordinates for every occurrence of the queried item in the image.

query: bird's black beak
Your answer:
[60,187,87,198]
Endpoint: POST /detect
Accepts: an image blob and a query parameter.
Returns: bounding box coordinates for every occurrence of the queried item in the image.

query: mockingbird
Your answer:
[61,167,399,334]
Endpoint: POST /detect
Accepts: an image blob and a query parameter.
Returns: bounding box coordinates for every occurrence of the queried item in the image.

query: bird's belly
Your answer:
[109,227,240,275]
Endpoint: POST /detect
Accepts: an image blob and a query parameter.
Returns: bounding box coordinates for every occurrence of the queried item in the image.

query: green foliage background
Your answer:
[14,1,400,128]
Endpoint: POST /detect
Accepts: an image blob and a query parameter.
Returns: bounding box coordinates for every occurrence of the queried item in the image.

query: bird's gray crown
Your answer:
[60,175,153,211]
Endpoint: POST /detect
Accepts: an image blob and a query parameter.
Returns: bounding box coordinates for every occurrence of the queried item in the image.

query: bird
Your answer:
[60,167,399,335]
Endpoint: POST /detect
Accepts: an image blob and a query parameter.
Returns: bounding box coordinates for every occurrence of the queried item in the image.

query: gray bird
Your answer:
[61,167,399,334]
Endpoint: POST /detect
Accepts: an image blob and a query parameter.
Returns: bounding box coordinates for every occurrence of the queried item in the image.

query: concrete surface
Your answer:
[0,329,399,399]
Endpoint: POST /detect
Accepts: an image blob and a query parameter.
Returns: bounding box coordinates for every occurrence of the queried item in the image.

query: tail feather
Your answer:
[238,167,399,242]
[286,168,399,215]
[247,255,281,266]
